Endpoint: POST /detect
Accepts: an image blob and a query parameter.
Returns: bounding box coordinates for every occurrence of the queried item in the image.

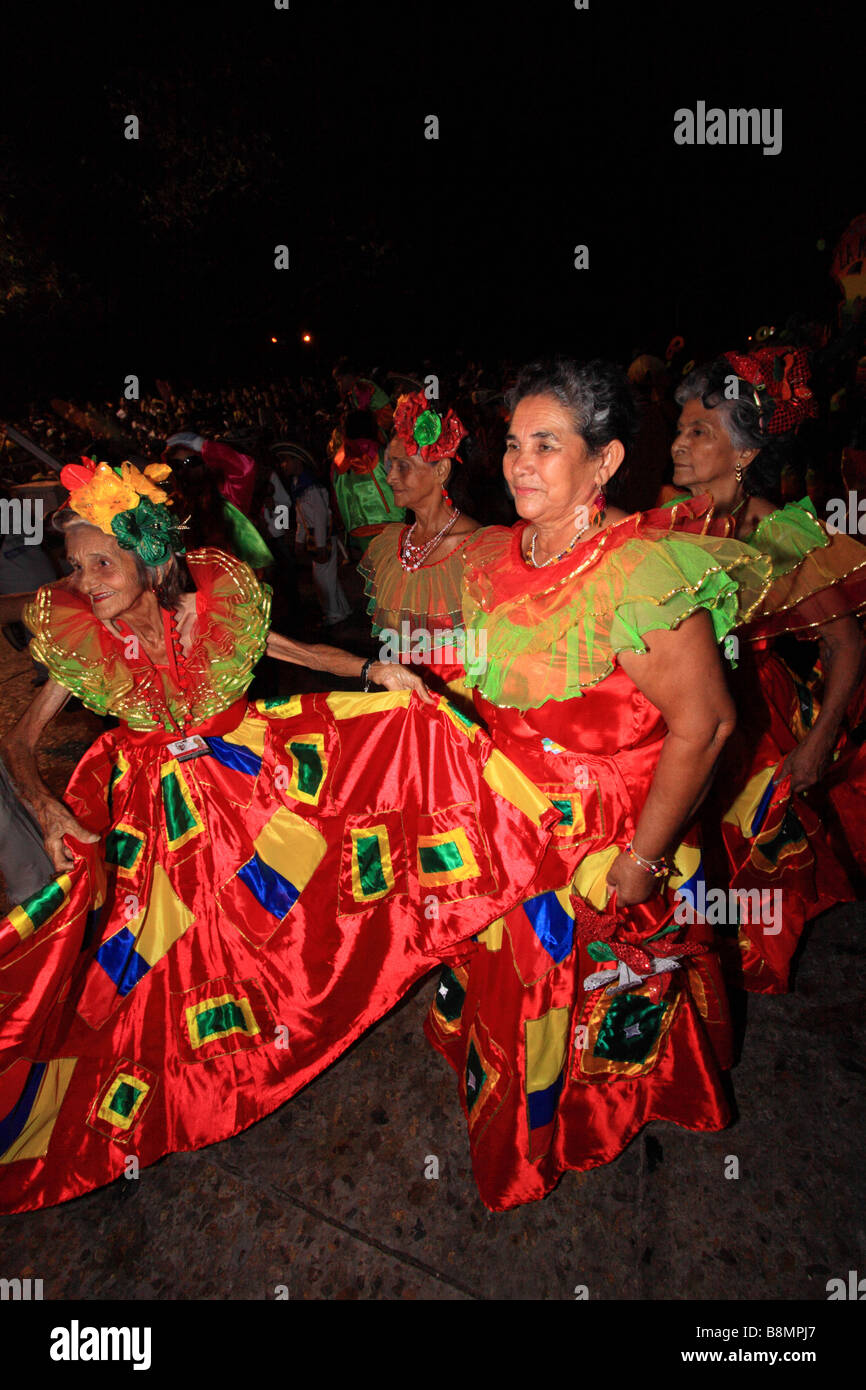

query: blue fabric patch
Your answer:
[527,1071,564,1130]
[237,853,299,920]
[207,737,262,777]
[674,857,705,914]
[0,1061,47,1155]
[95,927,151,996]
[522,890,574,963]
[751,775,777,837]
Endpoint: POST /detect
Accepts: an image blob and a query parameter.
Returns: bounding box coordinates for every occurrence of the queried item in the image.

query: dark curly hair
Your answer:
[675,359,795,506]
[505,358,639,507]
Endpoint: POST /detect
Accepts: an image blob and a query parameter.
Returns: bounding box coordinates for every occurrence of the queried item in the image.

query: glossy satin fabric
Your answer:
[0,690,562,1212]
[665,495,864,992]
[425,667,732,1211]
[700,643,855,994]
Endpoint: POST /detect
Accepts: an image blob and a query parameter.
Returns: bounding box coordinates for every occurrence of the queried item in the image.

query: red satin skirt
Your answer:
[425,676,733,1211]
[700,646,855,994]
[0,690,560,1212]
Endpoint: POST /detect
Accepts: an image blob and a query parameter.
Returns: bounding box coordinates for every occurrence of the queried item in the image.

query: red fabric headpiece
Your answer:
[722,346,818,435]
[392,392,467,463]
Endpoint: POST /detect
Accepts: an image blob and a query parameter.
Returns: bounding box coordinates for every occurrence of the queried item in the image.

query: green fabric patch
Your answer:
[107,762,123,815]
[108,1080,141,1118]
[433,967,465,1023]
[162,771,197,841]
[105,828,144,869]
[444,700,478,732]
[586,939,616,962]
[356,834,388,897]
[194,999,249,1043]
[419,839,464,875]
[465,1042,486,1112]
[758,807,806,866]
[20,877,67,929]
[290,741,324,797]
[551,798,574,826]
[594,995,667,1063]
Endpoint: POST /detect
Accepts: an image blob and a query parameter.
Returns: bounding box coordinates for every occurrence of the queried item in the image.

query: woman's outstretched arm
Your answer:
[266,630,434,702]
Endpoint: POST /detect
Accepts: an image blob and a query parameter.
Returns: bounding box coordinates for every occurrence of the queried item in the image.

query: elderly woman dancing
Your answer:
[0,457,567,1212]
[424,359,770,1210]
[669,347,866,992]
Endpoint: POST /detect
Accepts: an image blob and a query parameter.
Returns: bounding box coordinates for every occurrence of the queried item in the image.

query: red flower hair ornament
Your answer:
[722,346,818,435]
[392,392,467,463]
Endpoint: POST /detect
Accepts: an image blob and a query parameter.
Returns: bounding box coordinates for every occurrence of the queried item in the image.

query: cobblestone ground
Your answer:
[1,563,864,1300]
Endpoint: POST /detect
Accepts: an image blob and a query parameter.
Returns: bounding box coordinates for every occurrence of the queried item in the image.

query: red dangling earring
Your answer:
[441,482,453,509]
[588,488,606,527]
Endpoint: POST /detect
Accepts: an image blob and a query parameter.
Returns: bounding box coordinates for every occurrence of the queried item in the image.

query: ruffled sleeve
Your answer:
[462,512,772,710]
[23,586,133,715]
[23,550,272,729]
[181,549,272,719]
[742,498,866,638]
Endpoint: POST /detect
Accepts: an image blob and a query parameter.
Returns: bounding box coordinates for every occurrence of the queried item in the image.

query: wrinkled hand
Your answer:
[39,798,99,872]
[369,661,434,704]
[605,849,662,907]
[775,732,833,795]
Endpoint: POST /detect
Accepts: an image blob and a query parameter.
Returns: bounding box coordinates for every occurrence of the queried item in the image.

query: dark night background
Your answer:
[0,0,860,403]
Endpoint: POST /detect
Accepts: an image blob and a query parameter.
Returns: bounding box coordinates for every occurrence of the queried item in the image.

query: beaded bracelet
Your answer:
[360,658,374,692]
[624,840,670,879]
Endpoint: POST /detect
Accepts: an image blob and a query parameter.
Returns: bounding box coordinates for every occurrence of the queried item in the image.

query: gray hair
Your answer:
[52,508,183,608]
[675,364,765,450]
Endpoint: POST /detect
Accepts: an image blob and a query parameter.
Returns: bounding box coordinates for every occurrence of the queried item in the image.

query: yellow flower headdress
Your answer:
[60,457,186,565]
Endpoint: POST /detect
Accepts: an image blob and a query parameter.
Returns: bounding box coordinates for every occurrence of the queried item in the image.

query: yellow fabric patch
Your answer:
[283,732,327,805]
[481,748,552,827]
[723,765,777,836]
[550,791,587,837]
[438,695,480,742]
[417,826,480,887]
[326,690,412,720]
[223,718,267,760]
[133,864,196,968]
[255,695,303,719]
[185,991,261,1049]
[571,846,619,910]
[254,806,327,891]
[6,874,72,944]
[350,824,395,902]
[525,1008,570,1094]
[477,916,504,951]
[667,841,702,894]
[0,1057,77,1164]
[96,1071,150,1131]
[160,759,205,852]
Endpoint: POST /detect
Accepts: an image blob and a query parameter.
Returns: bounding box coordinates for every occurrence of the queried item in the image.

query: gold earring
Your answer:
[734,459,744,484]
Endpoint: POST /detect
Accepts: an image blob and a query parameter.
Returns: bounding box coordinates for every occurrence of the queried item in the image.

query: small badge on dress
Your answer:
[166,735,211,761]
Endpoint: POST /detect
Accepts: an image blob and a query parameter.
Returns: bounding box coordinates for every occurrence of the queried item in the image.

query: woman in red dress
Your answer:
[357,392,482,710]
[668,347,866,992]
[0,458,565,1212]
[424,359,771,1210]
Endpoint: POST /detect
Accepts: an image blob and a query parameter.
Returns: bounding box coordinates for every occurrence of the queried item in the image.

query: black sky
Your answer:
[1,0,861,401]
